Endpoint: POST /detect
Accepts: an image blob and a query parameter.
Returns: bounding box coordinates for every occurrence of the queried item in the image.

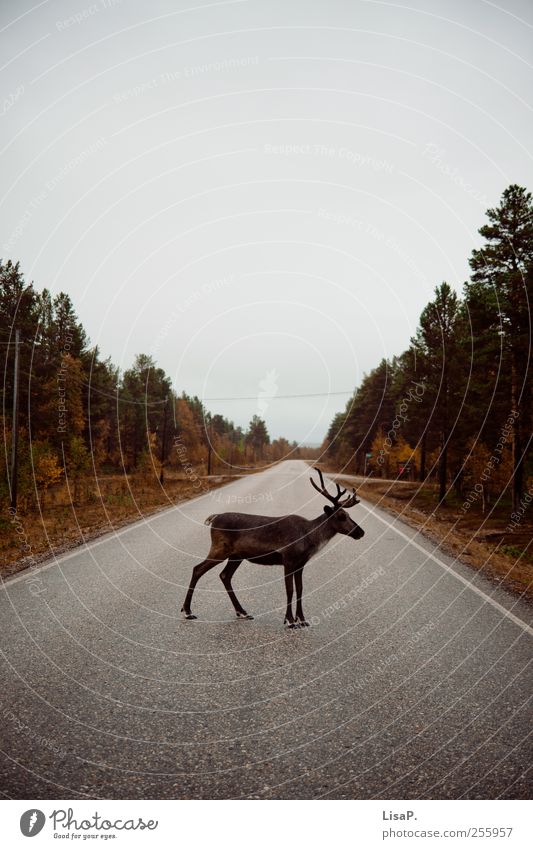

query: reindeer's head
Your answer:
[310,468,365,539]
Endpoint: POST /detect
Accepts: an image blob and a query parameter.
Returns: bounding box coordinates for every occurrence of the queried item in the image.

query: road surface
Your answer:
[1,460,531,799]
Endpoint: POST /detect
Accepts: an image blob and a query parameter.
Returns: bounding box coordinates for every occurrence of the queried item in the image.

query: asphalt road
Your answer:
[1,460,531,799]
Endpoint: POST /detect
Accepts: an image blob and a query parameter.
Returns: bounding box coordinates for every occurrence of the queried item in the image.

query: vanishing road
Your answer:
[1,460,531,799]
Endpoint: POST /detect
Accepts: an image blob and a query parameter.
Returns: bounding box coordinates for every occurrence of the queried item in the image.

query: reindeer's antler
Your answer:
[310,467,360,509]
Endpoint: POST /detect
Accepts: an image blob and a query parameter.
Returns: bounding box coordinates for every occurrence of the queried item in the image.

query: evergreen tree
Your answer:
[466,185,533,509]
[246,415,270,462]
[335,359,397,473]
[119,354,171,470]
[413,282,464,503]
[84,350,120,469]
[0,260,40,433]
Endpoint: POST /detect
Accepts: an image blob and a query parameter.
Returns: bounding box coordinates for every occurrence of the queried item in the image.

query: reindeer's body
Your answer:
[181,469,365,627]
[204,511,337,564]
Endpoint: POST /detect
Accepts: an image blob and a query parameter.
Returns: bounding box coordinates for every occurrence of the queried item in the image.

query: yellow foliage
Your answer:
[462,437,513,509]
[32,442,63,491]
[172,399,206,468]
[370,431,420,478]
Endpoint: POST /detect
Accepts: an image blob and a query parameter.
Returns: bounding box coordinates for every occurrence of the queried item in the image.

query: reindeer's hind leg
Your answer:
[181,557,224,619]
[220,559,253,620]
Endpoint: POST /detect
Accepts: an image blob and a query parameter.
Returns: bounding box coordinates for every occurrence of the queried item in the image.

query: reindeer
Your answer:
[181,468,364,627]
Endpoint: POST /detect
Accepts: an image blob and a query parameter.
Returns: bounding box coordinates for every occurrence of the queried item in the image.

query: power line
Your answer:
[201,391,353,401]
[15,368,168,406]
[14,365,353,405]
[7,341,355,404]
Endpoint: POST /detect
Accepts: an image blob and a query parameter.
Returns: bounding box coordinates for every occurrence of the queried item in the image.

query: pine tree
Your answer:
[0,260,40,437]
[246,415,270,462]
[466,185,533,510]
[414,282,464,504]
[335,359,397,473]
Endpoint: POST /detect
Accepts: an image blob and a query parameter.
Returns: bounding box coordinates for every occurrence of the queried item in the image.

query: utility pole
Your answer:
[206,420,212,476]
[229,432,235,473]
[10,329,20,511]
[159,396,168,485]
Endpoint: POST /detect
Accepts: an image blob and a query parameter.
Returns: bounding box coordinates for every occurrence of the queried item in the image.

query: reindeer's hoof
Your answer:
[296,619,310,627]
[236,612,254,620]
[284,620,297,629]
[181,610,197,620]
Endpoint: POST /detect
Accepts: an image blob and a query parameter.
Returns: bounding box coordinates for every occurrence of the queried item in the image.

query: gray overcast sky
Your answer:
[1,0,532,442]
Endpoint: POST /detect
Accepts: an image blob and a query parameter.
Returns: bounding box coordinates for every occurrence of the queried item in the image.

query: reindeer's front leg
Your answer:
[294,567,309,627]
[283,564,296,628]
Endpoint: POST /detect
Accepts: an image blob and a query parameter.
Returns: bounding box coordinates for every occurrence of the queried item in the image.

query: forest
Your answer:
[1,184,532,576]
[1,262,305,567]
[323,184,533,521]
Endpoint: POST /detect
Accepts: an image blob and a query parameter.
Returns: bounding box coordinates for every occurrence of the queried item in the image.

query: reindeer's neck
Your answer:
[306,514,337,556]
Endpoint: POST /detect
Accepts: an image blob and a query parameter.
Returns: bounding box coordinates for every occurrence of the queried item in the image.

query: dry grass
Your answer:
[330,473,533,601]
[0,470,238,580]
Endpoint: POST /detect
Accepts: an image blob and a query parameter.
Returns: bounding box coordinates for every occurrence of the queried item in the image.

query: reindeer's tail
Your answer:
[204,514,219,526]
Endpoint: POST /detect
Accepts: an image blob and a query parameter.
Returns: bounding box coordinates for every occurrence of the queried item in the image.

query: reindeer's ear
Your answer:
[323,505,334,516]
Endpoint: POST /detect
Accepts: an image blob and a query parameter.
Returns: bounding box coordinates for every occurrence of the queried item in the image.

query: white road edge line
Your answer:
[358,501,533,638]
